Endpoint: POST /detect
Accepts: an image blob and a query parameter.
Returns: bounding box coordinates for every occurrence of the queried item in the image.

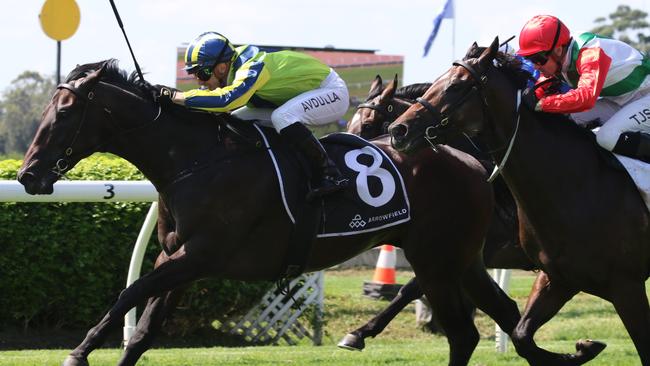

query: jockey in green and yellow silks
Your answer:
[157,32,350,199]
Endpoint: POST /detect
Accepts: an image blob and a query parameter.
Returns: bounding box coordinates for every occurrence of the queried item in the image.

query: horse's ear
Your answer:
[380,74,398,101]
[465,42,479,59]
[478,37,499,67]
[368,75,384,98]
[86,62,107,83]
[79,63,106,91]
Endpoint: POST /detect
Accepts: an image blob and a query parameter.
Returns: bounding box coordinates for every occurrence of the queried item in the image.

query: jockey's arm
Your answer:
[173,60,270,113]
[538,47,612,114]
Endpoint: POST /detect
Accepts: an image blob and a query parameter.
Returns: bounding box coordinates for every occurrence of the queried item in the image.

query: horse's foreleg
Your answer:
[461,256,520,334]
[511,272,604,366]
[117,288,185,366]
[420,280,478,366]
[337,277,423,351]
[118,251,186,366]
[62,251,202,366]
[610,280,650,366]
[409,256,478,366]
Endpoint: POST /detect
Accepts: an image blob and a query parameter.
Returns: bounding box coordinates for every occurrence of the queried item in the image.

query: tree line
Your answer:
[0,5,648,156]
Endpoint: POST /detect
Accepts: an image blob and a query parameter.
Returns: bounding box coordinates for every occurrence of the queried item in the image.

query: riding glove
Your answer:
[154,85,176,106]
[522,88,540,111]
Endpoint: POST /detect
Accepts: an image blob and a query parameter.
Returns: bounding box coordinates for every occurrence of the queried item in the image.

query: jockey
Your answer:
[517,15,650,163]
[157,31,349,199]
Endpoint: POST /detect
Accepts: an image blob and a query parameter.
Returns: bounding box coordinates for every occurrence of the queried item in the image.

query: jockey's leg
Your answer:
[592,94,650,163]
[280,122,348,198]
[271,69,351,199]
[613,131,650,163]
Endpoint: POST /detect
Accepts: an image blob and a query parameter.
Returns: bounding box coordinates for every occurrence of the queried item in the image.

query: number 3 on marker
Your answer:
[344,147,395,207]
[104,183,115,200]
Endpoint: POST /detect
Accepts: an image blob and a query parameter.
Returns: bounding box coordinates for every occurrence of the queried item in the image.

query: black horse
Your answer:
[390,38,649,365]
[339,74,534,351]
[17,60,521,366]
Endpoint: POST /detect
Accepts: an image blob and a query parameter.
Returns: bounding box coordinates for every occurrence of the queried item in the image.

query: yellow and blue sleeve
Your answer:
[183,61,270,112]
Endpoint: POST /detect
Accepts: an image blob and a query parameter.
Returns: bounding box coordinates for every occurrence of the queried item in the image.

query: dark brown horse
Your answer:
[17,60,521,366]
[389,38,649,365]
[339,74,533,351]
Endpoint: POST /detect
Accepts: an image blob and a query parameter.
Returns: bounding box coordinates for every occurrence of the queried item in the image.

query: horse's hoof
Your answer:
[574,339,607,363]
[337,333,365,351]
[62,355,89,366]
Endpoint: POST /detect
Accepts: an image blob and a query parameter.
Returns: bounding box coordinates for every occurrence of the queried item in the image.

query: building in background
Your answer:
[176,44,403,131]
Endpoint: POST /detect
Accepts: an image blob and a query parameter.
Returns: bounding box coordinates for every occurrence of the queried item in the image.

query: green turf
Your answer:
[0,269,645,365]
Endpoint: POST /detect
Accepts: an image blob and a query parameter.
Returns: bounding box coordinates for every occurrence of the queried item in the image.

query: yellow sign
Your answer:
[39,0,80,41]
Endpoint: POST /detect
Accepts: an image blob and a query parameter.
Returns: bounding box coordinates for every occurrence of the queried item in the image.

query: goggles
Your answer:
[193,66,214,81]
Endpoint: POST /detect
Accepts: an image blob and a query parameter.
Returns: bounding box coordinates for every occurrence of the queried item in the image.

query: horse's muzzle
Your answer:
[389,123,409,152]
[17,169,55,195]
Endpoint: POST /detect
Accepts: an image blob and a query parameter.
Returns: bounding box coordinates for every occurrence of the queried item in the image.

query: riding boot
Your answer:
[612,131,650,163]
[281,122,348,200]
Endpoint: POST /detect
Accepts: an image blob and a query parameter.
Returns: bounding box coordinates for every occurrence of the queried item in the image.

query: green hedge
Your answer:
[0,154,270,335]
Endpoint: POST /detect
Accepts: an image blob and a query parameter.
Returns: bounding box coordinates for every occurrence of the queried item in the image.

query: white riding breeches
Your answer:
[231,69,350,132]
[571,93,650,150]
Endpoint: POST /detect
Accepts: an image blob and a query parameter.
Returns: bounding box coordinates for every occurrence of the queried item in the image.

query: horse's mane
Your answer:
[64,59,156,101]
[395,83,432,101]
[464,48,595,141]
[366,82,432,102]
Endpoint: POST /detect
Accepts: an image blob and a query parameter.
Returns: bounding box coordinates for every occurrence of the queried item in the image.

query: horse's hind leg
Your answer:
[117,288,184,366]
[338,277,423,351]
[511,272,605,366]
[62,250,203,366]
[610,280,650,365]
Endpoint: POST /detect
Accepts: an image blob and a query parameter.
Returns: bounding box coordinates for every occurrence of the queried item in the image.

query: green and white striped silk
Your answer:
[561,32,650,102]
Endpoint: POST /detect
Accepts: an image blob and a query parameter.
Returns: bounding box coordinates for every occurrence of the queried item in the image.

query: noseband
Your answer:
[414,59,522,182]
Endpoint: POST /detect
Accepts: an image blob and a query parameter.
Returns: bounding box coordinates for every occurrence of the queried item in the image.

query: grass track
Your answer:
[0,269,646,365]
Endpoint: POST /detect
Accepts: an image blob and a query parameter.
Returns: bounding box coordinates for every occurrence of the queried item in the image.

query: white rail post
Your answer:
[123,201,158,347]
[493,268,512,353]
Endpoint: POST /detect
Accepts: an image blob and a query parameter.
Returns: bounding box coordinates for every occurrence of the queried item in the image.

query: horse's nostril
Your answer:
[17,170,34,185]
[390,124,408,139]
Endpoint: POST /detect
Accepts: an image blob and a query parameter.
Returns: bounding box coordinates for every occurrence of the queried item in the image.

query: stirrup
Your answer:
[307,177,348,201]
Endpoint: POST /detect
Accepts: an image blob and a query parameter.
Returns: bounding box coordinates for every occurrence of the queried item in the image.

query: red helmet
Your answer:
[517,15,570,56]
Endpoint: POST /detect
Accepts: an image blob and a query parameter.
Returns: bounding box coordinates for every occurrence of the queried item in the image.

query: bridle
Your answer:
[415,60,491,146]
[52,80,161,178]
[356,95,413,134]
[414,59,522,182]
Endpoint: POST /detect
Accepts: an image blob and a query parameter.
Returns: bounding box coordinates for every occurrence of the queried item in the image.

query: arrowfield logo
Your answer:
[349,214,367,229]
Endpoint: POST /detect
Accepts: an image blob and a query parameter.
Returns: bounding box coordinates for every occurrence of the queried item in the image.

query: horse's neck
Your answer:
[493,112,624,226]
[106,112,227,190]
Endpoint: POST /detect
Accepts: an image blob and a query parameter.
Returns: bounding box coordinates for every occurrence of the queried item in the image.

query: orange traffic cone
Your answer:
[363,245,403,300]
[372,245,397,284]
